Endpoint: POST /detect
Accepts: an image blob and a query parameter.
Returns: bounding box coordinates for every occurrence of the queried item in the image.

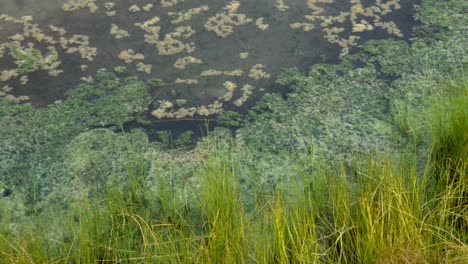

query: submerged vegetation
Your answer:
[0,0,467,262]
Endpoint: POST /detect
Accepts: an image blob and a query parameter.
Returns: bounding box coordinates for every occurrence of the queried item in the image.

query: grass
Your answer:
[0,80,466,263]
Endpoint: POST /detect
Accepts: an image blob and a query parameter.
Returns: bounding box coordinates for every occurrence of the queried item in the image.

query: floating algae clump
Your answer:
[275,0,289,12]
[7,43,61,76]
[136,62,152,74]
[291,0,404,56]
[0,70,18,82]
[174,78,198,85]
[248,64,271,80]
[168,5,209,24]
[62,0,98,13]
[174,56,203,69]
[118,49,145,64]
[128,5,141,13]
[142,4,153,12]
[161,0,185,8]
[255,18,269,31]
[204,1,253,38]
[156,26,196,56]
[233,84,255,107]
[239,52,249,59]
[219,81,237,101]
[110,24,130,39]
[63,34,98,62]
[199,69,244,77]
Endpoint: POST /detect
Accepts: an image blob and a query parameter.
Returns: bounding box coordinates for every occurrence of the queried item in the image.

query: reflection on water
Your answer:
[0,0,417,118]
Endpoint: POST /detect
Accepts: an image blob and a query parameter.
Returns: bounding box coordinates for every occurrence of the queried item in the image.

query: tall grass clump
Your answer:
[322,156,427,263]
[423,78,467,262]
[195,139,248,263]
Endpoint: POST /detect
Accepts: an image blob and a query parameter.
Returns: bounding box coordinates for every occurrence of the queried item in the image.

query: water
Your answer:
[1,0,418,117]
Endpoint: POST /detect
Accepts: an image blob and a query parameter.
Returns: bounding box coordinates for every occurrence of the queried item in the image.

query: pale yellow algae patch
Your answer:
[65,35,97,61]
[174,56,203,69]
[151,108,167,119]
[174,78,198,85]
[293,0,404,57]
[197,100,223,116]
[374,21,403,37]
[129,5,141,13]
[80,76,93,82]
[48,25,67,36]
[255,18,269,31]
[151,100,176,119]
[219,81,237,101]
[142,4,153,12]
[4,94,30,103]
[62,0,98,13]
[233,84,255,107]
[104,2,115,10]
[0,44,6,58]
[275,0,289,12]
[20,75,29,85]
[290,22,315,32]
[199,69,244,77]
[204,1,253,38]
[2,85,13,92]
[104,3,116,17]
[136,62,152,74]
[110,24,130,39]
[161,0,185,8]
[168,6,209,24]
[248,64,271,80]
[21,22,57,44]
[239,52,249,59]
[152,99,224,119]
[118,49,145,64]
[173,107,197,119]
[1,69,19,82]
[135,16,161,44]
[160,100,174,110]
[156,26,196,56]
[9,34,25,41]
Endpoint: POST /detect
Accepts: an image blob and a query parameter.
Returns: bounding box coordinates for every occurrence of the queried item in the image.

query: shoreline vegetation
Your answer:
[0,0,467,262]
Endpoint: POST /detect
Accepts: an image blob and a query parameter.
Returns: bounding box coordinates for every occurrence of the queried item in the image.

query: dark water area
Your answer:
[1,0,420,121]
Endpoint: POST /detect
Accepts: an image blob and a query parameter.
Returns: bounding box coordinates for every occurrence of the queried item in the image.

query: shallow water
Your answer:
[1,0,418,117]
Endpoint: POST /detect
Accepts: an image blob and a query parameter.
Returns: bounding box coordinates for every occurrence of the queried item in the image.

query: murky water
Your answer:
[1,0,418,118]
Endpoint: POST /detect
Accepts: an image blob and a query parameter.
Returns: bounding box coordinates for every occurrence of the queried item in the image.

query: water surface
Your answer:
[1,0,418,118]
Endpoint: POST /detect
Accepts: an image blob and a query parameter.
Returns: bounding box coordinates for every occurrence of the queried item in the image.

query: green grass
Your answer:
[1,154,466,263]
[0,78,466,263]
[0,80,467,263]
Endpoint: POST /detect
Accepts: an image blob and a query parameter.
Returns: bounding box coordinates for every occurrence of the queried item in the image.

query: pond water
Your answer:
[1,0,418,119]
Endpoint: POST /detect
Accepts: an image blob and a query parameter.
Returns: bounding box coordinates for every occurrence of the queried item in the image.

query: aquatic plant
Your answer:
[217,111,242,127]
[8,43,59,75]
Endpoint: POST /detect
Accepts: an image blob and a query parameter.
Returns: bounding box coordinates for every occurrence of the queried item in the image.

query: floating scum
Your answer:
[1,0,408,118]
